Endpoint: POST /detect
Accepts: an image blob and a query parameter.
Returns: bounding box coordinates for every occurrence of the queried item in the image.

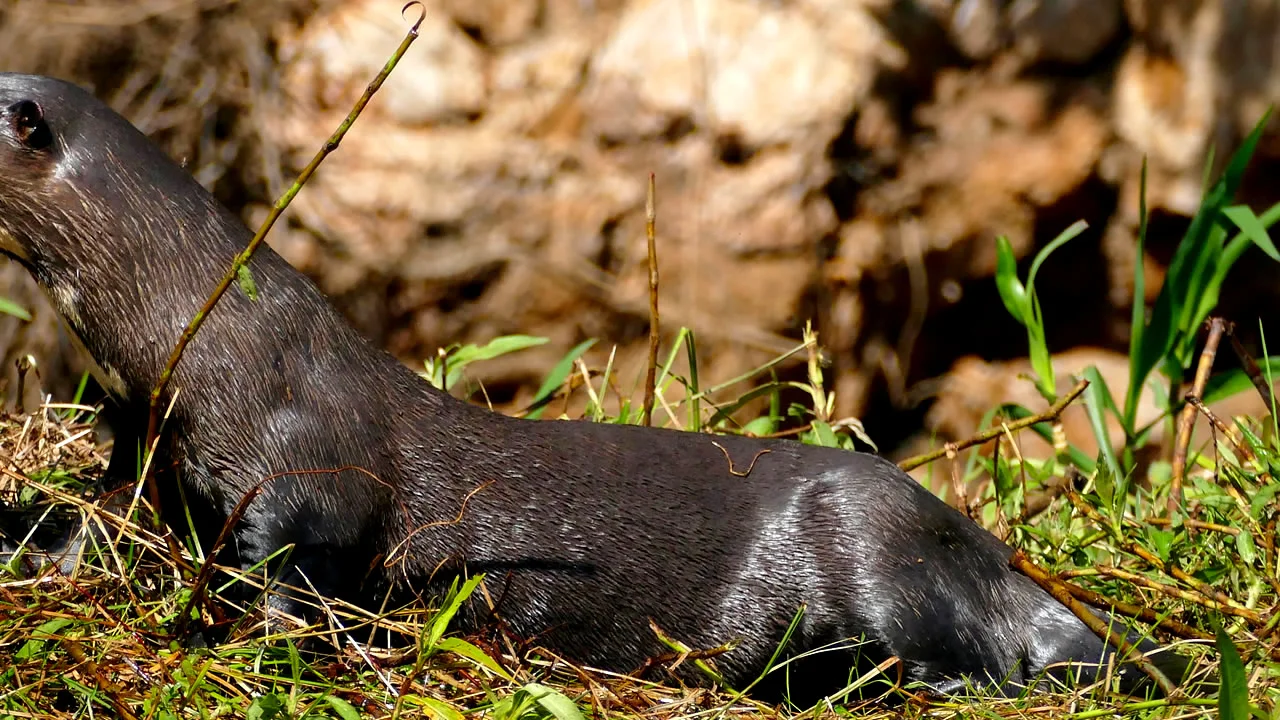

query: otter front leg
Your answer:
[97,400,149,492]
[234,505,348,625]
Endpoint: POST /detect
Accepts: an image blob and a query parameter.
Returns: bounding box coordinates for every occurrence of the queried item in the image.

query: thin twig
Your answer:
[1092,565,1262,623]
[1057,580,1210,643]
[141,2,429,516]
[1143,516,1240,535]
[1185,395,1269,518]
[645,619,735,688]
[1169,317,1228,518]
[174,482,266,639]
[642,172,659,427]
[899,379,1090,471]
[1228,328,1277,410]
[1186,396,1254,466]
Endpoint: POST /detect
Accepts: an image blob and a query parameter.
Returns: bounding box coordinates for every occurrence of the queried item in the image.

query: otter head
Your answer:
[0,73,252,399]
[0,85,62,270]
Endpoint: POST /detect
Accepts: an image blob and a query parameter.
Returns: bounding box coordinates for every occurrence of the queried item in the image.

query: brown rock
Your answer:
[440,0,540,46]
[922,0,1123,65]
[1008,0,1124,65]
[277,0,488,125]
[851,71,1109,277]
[586,0,878,147]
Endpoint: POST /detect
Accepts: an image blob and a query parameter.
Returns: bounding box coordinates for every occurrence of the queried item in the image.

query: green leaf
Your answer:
[525,339,598,420]
[428,574,484,649]
[740,415,777,436]
[325,696,363,720]
[1093,452,1116,516]
[462,334,549,359]
[1222,204,1280,261]
[1236,530,1258,565]
[522,684,587,720]
[1202,357,1280,405]
[1251,483,1280,520]
[445,335,549,390]
[435,637,514,681]
[0,295,31,321]
[1147,528,1175,563]
[993,236,1030,325]
[808,420,840,448]
[237,265,259,301]
[419,698,464,720]
[1025,311,1054,401]
[16,617,74,660]
[997,222,1084,402]
[1216,622,1251,720]
[247,693,286,720]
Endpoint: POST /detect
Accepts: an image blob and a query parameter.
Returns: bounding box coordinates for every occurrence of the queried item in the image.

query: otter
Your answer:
[0,73,1190,704]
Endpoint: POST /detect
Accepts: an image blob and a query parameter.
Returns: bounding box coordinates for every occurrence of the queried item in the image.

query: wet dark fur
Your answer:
[0,74,1190,704]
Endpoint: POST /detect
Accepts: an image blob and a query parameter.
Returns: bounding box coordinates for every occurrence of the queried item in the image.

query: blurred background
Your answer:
[1,0,1278,478]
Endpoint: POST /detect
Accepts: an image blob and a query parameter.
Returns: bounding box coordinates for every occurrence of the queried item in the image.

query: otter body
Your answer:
[0,74,1186,703]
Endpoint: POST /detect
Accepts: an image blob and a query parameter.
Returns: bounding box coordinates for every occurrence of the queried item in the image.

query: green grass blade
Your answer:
[685,329,701,432]
[706,382,810,429]
[324,696,362,720]
[1216,623,1251,719]
[1221,201,1280,269]
[994,236,1030,325]
[1127,109,1271,421]
[435,637,515,681]
[428,574,484,649]
[419,697,464,720]
[1026,220,1088,296]
[1081,366,1124,479]
[524,339,598,419]
[0,296,31,321]
[1222,204,1280,261]
[522,684,587,720]
[1223,107,1274,194]
[654,327,691,391]
[1127,158,1149,428]
[1026,294,1054,401]
[1202,357,1280,405]
[445,335,550,390]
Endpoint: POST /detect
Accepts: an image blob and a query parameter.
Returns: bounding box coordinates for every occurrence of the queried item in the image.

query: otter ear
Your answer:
[8,100,52,150]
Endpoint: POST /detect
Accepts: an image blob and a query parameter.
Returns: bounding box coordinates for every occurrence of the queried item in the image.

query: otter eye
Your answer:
[8,100,52,150]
